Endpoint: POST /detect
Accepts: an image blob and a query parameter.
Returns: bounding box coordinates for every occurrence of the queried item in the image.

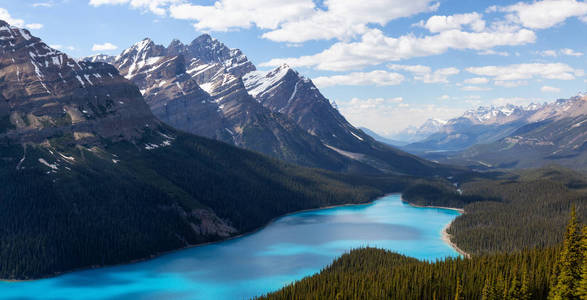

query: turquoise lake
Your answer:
[0,194,461,300]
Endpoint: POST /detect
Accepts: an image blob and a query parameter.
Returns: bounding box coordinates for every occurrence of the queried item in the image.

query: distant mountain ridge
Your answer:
[85,35,450,176]
[390,118,448,143]
[449,95,587,171]
[410,95,587,171]
[359,127,409,147]
[402,101,564,153]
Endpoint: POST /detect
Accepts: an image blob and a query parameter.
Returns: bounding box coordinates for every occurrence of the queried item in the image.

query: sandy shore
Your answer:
[441,220,470,258]
[405,202,465,213]
[401,199,469,258]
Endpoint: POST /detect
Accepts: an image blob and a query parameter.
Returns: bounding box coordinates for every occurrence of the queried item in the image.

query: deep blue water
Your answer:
[0,194,461,300]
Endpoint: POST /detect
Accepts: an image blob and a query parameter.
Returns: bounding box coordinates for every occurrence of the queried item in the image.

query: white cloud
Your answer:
[338,98,464,135]
[313,70,405,88]
[494,80,528,88]
[491,97,544,106]
[541,85,561,92]
[477,49,510,56]
[538,48,584,57]
[0,8,44,29]
[388,64,460,83]
[439,94,451,100]
[416,12,485,33]
[170,0,315,32]
[32,2,54,7]
[25,23,43,30]
[92,42,118,51]
[168,0,438,42]
[464,77,489,84]
[89,0,183,16]
[560,48,584,56]
[538,50,558,57]
[466,63,584,81]
[496,0,587,29]
[50,44,76,51]
[461,86,492,91]
[261,28,536,71]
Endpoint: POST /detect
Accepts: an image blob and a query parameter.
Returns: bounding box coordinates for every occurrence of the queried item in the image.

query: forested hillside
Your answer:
[403,166,586,255]
[0,128,411,280]
[261,209,586,300]
[0,22,416,280]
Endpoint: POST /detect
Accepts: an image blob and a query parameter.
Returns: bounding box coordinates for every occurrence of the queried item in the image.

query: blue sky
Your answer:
[2,0,586,136]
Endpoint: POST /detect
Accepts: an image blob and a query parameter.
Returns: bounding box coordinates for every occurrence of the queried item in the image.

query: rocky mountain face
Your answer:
[0,21,402,279]
[0,21,157,145]
[87,36,449,176]
[86,37,379,172]
[242,64,446,175]
[418,95,587,171]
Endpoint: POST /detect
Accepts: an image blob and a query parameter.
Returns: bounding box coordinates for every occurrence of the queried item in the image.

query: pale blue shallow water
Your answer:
[0,194,461,300]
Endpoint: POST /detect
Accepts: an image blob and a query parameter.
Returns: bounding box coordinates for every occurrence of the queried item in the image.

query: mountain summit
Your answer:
[87,35,449,176]
[0,21,399,279]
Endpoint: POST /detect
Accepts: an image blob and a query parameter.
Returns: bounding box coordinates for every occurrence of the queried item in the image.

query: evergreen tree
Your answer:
[482,277,490,300]
[509,273,522,299]
[577,226,587,299]
[520,267,532,300]
[455,277,464,300]
[550,206,583,300]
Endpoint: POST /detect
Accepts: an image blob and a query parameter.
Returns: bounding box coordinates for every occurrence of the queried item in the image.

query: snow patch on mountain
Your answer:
[243,64,293,98]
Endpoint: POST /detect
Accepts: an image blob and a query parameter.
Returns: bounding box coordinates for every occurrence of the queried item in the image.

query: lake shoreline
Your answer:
[401,199,469,258]
[441,220,470,258]
[3,194,466,283]
[1,194,391,283]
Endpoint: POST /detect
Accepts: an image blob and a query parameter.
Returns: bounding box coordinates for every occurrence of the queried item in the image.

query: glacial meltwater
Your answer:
[0,194,461,300]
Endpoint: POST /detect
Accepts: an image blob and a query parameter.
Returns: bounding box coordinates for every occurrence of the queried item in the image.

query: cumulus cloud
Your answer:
[313,70,405,88]
[0,8,44,29]
[538,48,584,57]
[464,77,489,84]
[466,63,584,81]
[89,0,183,16]
[262,28,536,71]
[415,12,485,33]
[494,80,528,88]
[92,42,118,51]
[50,44,76,51]
[477,49,510,56]
[32,2,54,7]
[461,86,492,91]
[495,0,587,29]
[169,0,315,32]
[261,0,439,42]
[538,50,558,57]
[560,48,584,56]
[167,0,438,42]
[541,85,561,92]
[388,64,460,83]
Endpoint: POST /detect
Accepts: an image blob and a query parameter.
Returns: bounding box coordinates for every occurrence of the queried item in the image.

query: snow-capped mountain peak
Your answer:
[243,64,297,98]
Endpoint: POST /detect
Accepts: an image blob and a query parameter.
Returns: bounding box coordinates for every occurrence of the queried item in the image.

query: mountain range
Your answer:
[84,35,449,176]
[382,96,586,171]
[443,96,587,171]
[0,21,415,279]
